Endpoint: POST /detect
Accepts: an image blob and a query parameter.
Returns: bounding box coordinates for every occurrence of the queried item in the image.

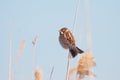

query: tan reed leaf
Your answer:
[32,34,39,47]
[16,39,26,62]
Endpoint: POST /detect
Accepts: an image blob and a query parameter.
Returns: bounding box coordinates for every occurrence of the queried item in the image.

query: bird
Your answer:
[59,27,84,58]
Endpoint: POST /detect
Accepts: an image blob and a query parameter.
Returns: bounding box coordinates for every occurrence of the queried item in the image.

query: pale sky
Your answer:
[0,0,120,80]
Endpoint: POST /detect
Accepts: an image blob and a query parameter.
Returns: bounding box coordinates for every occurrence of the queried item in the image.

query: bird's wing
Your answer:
[66,31,75,46]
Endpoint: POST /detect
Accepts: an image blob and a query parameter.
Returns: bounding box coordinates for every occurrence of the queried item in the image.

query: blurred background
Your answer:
[0,0,120,80]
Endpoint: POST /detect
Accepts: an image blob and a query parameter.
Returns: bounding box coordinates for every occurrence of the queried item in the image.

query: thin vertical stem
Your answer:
[85,0,94,80]
[85,0,92,51]
[13,39,26,80]
[9,38,12,80]
[72,0,80,33]
[32,34,38,80]
[32,46,36,80]
[66,53,70,80]
[49,66,54,80]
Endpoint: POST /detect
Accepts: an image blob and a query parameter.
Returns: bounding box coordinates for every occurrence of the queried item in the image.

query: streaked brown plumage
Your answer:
[59,27,84,58]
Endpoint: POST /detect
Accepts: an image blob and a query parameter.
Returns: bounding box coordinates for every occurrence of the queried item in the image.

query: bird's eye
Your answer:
[60,31,63,35]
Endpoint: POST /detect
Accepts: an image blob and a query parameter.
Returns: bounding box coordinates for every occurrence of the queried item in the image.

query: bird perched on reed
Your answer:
[59,27,84,58]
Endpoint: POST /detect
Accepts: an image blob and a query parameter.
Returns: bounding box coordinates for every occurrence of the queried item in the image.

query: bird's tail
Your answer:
[76,46,84,54]
[69,46,84,58]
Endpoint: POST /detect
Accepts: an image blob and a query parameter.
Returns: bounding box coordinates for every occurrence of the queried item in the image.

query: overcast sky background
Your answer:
[0,0,120,80]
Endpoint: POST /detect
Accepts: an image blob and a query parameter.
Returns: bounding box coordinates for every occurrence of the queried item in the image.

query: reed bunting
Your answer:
[59,27,84,58]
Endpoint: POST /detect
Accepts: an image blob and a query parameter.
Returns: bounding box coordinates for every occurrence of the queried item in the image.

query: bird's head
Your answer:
[59,27,69,35]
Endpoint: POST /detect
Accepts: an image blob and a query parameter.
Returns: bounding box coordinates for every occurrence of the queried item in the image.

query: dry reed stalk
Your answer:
[32,34,39,80]
[66,53,71,80]
[13,39,26,80]
[85,0,92,51]
[67,0,80,79]
[72,0,80,33]
[85,0,95,79]
[49,66,54,80]
[32,34,39,65]
[35,67,42,80]
[9,37,12,80]
[9,18,14,80]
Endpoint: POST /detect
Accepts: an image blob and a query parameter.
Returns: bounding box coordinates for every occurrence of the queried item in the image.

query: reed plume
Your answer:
[35,67,42,80]
[77,52,96,79]
[69,52,96,80]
